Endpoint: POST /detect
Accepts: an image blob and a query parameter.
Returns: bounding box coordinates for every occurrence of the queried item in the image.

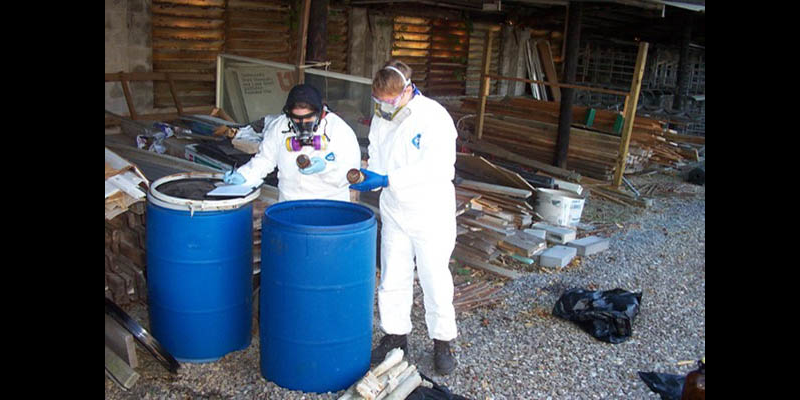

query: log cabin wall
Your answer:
[105,0,155,116]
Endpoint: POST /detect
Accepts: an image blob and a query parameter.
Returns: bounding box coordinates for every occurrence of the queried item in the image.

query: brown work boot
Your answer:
[434,339,456,375]
[370,334,408,365]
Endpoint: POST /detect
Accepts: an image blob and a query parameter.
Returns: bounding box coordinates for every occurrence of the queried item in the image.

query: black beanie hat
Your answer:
[283,84,323,114]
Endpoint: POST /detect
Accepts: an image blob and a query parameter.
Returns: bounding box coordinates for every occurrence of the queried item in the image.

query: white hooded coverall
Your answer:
[236,112,362,202]
[367,92,458,341]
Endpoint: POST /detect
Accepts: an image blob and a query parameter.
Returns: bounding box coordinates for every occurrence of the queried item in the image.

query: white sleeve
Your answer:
[366,118,382,171]
[234,118,282,181]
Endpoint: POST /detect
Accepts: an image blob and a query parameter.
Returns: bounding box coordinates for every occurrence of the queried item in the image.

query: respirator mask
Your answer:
[284,107,328,151]
[373,66,414,122]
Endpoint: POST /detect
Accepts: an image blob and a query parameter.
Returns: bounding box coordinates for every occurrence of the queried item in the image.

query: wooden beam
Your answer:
[483,73,628,96]
[613,41,649,187]
[476,28,496,140]
[296,0,312,84]
[105,72,215,82]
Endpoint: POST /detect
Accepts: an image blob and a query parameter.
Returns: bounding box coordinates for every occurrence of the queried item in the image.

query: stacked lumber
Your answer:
[453,97,703,178]
[450,154,542,279]
[105,203,148,305]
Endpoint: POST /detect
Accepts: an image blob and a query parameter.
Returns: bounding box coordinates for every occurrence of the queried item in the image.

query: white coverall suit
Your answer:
[236,112,362,202]
[367,93,458,341]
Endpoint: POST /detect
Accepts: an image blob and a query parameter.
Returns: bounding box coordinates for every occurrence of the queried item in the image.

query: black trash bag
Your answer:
[637,371,685,400]
[406,372,474,400]
[552,288,643,344]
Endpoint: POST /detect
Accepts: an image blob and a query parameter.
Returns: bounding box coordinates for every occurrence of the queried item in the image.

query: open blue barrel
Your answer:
[146,173,261,363]
[260,200,377,393]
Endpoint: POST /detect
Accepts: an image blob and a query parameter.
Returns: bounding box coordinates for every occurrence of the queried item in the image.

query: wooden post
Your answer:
[475,27,497,140]
[672,12,693,112]
[554,1,582,168]
[296,0,312,84]
[612,41,649,187]
[165,72,184,116]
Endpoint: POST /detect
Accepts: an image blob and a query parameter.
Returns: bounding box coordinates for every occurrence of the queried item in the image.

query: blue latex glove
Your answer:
[299,156,326,175]
[349,168,389,192]
[223,170,246,185]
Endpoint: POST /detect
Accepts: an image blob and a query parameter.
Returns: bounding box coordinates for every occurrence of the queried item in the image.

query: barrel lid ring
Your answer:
[148,172,261,213]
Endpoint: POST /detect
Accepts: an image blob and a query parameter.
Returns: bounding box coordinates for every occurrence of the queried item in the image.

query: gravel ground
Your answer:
[106,171,705,400]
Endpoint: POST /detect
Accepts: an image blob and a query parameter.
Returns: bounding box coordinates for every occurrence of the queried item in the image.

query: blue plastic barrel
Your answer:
[146,173,261,363]
[260,200,377,393]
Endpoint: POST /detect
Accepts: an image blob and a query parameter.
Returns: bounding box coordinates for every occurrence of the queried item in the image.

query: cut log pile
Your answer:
[449,97,704,181]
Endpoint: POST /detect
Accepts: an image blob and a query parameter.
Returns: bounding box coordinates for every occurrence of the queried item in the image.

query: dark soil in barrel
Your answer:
[157,178,222,200]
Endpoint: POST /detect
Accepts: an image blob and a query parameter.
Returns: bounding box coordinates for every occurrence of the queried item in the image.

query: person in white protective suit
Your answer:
[223,84,362,202]
[349,60,458,375]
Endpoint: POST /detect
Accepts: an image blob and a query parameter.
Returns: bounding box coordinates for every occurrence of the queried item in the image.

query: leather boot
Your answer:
[434,339,456,375]
[370,334,408,365]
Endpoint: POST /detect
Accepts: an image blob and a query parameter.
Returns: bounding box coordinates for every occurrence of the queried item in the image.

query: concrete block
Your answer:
[531,223,576,244]
[567,235,610,256]
[522,229,547,240]
[539,245,577,268]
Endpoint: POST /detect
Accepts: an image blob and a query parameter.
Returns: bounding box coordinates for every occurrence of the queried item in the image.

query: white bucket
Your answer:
[533,188,585,227]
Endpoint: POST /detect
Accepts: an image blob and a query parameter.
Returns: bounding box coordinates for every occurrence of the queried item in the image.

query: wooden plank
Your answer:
[456,153,534,191]
[105,315,138,368]
[452,249,523,280]
[613,42,649,187]
[536,40,561,102]
[457,179,531,199]
[105,345,140,390]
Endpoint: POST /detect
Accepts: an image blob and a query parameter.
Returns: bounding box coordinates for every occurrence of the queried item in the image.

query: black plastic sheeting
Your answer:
[552,288,643,344]
[407,372,474,400]
[637,371,685,400]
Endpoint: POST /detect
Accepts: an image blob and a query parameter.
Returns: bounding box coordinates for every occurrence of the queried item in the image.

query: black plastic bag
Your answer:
[637,371,685,400]
[552,288,643,344]
[406,372,474,400]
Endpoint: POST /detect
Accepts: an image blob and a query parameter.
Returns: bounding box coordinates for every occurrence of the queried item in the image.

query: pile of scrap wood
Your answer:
[106,147,149,220]
[451,153,570,280]
[450,97,704,181]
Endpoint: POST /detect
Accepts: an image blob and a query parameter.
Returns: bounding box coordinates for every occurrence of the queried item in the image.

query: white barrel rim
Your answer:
[148,172,261,212]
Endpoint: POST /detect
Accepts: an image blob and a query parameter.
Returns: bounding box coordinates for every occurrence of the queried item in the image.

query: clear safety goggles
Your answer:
[371,88,407,108]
